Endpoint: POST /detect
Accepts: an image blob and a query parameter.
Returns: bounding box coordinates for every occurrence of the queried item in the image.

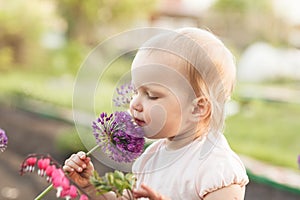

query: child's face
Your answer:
[130,51,197,139]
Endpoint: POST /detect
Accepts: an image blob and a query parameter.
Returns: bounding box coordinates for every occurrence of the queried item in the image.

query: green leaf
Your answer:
[106,172,115,185]
[89,170,137,198]
[114,170,125,181]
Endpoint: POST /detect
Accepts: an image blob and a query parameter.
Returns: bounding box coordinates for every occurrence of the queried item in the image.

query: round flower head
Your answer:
[0,128,8,152]
[92,111,145,163]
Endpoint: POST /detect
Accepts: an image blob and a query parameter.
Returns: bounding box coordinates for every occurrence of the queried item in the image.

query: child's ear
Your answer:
[190,97,211,122]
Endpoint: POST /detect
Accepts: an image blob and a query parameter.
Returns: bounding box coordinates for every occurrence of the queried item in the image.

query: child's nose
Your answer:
[130,96,143,112]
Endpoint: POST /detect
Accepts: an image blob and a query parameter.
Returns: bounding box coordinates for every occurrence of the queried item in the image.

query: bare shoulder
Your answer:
[203,184,246,200]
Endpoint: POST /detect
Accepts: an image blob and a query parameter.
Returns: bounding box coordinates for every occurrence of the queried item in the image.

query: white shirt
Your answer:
[132,132,249,199]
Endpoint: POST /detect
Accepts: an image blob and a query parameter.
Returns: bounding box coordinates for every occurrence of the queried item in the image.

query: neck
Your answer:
[165,126,207,150]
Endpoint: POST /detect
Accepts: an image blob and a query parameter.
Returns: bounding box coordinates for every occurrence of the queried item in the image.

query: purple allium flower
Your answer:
[92,111,144,163]
[113,83,135,107]
[0,128,8,152]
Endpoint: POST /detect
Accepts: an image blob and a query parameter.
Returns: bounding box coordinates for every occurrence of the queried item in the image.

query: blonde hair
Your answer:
[138,27,236,133]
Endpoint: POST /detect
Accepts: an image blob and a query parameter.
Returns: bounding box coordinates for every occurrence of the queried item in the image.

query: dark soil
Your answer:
[245,180,300,200]
[0,104,299,200]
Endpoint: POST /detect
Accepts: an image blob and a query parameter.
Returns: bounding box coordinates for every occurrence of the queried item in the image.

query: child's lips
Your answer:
[134,118,146,127]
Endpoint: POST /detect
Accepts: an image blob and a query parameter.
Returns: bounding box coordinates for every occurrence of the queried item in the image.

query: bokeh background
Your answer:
[0,0,299,199]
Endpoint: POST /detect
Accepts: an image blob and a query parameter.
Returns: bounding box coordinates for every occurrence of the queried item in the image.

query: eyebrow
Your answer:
[134,84,169,95]
[135,83,164,90]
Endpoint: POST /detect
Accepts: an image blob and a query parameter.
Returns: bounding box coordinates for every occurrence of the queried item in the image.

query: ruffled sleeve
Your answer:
[196,149,249,199]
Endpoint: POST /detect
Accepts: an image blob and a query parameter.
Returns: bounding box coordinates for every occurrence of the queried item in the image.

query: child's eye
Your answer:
[149,96,158,100]
[146,92,158,100]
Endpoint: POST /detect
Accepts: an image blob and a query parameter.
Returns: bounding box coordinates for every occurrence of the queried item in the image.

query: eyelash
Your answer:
[133,88,159,100]
[146,92,158,100]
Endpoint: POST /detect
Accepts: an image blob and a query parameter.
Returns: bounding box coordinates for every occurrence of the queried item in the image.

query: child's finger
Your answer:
[76,151,91,165]
[64,154,85,170]
[133,184,162,199]
[62,165,74,173]
[132,188,148,198]
[140,184,159,199]
[83,156,91,164]
[69,154,87,168]
[65,159,85,172]
[77,151,86,159]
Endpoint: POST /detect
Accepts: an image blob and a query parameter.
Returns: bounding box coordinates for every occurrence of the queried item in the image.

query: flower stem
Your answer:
[34,184,53,200]
[86,144,99,156]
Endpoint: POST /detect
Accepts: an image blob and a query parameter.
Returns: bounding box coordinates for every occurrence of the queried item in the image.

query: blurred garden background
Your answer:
[0,0,300,199]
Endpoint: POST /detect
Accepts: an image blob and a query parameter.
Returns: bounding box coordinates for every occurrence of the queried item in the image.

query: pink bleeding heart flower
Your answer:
[45,165,56,182]
[68,185,78,199]
[24,157,37,172]
[51,168,64,180]
[37,158,50,176]
[61,185,78,200]
[52,169,70,198]
[79,194,89,200]
[20,155,86,199]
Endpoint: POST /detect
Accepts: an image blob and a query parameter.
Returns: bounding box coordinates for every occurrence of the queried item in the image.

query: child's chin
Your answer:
[143,128,164,139]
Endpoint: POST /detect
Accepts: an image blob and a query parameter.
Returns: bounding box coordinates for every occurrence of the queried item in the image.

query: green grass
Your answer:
[0,70,74,107]
[225,100,300,170]
[0,56,132,112]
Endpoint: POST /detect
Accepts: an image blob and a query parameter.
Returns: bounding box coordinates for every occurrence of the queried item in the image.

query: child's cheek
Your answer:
[143,104,167,138]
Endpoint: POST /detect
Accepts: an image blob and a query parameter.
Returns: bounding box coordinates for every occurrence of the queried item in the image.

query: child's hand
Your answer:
[133,183,171,200]
[63,151,94,188]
